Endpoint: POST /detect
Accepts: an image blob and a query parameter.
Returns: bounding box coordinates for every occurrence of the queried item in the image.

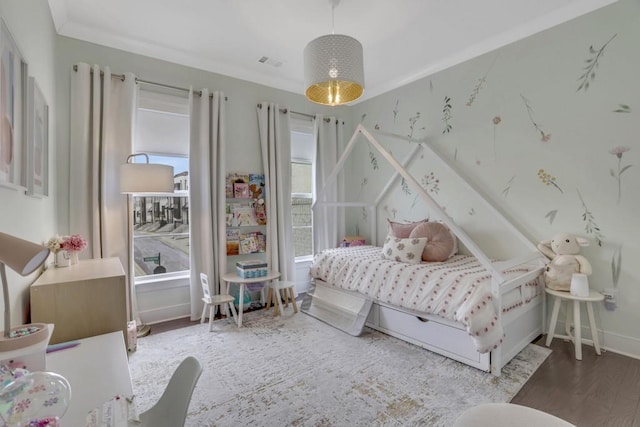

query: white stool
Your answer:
[265,281,298,317]
[200,273,238,331]
[545,287,604,360]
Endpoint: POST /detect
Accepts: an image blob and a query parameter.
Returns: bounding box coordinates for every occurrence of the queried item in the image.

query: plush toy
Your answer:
[537,233,592,291]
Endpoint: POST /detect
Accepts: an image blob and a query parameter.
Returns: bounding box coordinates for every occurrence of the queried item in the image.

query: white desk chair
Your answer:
[131,356,203,427]
[453,403,575,427]
[200,273,238,330]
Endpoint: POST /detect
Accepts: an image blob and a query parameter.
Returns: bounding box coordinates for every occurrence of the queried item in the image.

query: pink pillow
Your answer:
[409,222,457,262]
[387,219,428,238]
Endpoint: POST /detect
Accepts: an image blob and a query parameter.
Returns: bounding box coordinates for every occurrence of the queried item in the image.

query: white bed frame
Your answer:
[309,124,547,375]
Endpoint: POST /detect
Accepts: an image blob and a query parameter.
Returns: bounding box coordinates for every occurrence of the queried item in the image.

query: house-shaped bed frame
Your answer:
[304,124,547,375]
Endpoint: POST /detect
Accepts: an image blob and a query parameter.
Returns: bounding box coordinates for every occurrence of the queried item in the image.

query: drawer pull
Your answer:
[416,316,429,323]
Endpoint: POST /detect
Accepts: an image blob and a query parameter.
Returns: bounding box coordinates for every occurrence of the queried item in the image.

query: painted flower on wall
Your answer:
[521,95,551,142]
[609,146,632,204]
[537,169,563,193]
[577,34,617,92]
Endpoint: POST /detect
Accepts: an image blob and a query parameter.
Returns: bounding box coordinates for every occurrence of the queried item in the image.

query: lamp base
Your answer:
[0,323,50,352]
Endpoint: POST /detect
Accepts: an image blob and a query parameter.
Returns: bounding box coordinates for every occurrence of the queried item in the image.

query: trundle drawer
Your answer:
[377,304,480,363]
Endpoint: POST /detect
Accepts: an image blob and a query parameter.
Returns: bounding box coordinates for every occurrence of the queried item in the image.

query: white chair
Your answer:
[453,403,575,427]
[200,273,238,330]
[132,356,203,427]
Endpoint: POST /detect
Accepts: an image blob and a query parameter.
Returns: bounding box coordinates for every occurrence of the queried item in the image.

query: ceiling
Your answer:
[47,0,616,103]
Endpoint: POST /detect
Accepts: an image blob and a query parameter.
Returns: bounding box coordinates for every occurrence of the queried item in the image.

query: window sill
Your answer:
[295,256,313,264]
[135,271,190,287]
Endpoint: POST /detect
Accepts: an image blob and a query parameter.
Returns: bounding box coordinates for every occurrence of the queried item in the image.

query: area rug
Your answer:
[128,309,550,426]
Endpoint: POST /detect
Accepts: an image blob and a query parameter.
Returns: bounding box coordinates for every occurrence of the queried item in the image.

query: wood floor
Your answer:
[146,315,640,427]
[512,337,640,427]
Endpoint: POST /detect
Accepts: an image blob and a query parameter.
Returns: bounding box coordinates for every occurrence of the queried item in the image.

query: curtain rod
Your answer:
[256,104,340,123]
[73,65,227,100]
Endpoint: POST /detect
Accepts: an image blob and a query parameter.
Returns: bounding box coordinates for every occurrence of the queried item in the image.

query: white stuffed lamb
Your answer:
[537,232,592,291]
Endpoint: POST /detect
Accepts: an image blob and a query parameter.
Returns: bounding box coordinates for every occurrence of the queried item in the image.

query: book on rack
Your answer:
[239,231,266,255]
[234,206,258,226]
[226,229,240,255]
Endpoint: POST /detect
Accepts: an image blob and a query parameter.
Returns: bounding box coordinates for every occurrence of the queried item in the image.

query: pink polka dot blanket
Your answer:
[309,245,541,353]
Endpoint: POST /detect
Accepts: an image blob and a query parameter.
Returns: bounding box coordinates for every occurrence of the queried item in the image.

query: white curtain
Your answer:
[69,63,136,317]
[256,103,294,281]
[188,90,226,320]
[313,115,344,252]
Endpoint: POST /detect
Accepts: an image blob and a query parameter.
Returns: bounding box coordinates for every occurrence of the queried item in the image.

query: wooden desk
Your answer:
[31,257,128,345]
[222,270,280,327]
[47,331,133,426]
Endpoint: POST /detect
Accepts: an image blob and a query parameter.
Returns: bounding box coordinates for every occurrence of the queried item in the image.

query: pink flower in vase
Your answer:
[60,234,87,265]
[61,234,88,255]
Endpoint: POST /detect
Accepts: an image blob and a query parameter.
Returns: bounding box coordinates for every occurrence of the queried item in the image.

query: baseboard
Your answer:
[139,302,190,325]
[556,321,640,360]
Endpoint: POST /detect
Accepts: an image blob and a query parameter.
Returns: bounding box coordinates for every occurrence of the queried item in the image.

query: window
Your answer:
[133,90,190,280]
[292,161,312,258]
[291,118,315,260]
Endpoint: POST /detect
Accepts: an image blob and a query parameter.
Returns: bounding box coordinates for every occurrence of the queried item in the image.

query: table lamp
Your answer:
[0,232,50,352]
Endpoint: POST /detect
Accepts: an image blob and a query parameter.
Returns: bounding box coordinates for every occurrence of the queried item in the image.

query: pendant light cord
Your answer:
[329,0,340,35]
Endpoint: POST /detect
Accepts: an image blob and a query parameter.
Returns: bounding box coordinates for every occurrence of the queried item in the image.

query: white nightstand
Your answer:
[545,287,604,360]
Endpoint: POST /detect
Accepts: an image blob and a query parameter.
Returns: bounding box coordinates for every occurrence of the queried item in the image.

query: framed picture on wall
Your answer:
[25,76,48,197]
[0,19,26,190]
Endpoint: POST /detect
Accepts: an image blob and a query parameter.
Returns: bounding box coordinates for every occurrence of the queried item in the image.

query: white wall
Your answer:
[346,0,640,357]
[0,0,57,329]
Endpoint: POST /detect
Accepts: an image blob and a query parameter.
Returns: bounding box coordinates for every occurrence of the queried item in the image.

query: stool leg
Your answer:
[265,288,273,309]
[209,305,214,332]
[201,303,207,324]
[565,302,572,338]
[586,302,601,355]
[228,301,239,326]
[289,288,298,314]
[546,296,562,347]
[573,300,582,360]
[282,289,289,307]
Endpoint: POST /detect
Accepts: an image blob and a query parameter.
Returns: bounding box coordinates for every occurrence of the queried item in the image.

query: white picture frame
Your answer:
[25,76,48,197]
[0,19,26,190]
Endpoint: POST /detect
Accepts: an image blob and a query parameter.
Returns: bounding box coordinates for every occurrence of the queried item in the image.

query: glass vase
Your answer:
[54,251,70,268]
[69,251,79,265]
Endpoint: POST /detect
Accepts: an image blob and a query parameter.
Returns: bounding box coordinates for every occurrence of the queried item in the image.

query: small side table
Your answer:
[222,270,281,327]
[545,288,604,360]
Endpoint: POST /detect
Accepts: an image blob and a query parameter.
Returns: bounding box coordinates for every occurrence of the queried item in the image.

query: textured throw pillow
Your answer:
[409,221,457,262]
[387,219,428,238]
[381,235,428,264]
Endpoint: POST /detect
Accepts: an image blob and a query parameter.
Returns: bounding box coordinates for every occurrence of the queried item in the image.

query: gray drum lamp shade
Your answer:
[304,34,364,106]
[120,154,174,194]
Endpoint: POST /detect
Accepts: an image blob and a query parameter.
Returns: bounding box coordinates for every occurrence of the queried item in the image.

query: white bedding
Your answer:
[309,245,541,353]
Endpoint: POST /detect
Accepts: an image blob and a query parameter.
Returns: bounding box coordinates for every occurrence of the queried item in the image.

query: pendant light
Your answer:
[304,0,364,106]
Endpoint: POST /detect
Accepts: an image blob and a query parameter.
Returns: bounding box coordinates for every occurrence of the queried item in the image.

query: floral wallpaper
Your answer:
[344,0,640,353]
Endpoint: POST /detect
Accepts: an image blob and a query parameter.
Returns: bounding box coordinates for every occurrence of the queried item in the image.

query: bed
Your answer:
[307,245,545,374]
[303,125,547,376]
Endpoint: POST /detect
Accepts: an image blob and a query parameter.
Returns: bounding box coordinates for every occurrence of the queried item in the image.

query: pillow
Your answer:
[409,221,457,262]
[387,219,428,238]
[381,235,428,264]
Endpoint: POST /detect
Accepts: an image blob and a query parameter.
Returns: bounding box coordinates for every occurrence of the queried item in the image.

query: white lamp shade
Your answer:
[304,34,364,106]
[0,232,50,276]
[120,163,175,194]
[570,273,590,297]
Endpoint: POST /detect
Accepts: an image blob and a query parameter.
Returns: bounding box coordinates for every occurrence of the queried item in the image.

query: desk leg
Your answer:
[238,284,245,328]
[586,302,601,355]
[573,300,582,360]
[546,296,561,347]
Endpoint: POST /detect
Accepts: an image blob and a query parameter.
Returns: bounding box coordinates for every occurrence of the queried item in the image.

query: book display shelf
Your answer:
[225,173,267,257]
